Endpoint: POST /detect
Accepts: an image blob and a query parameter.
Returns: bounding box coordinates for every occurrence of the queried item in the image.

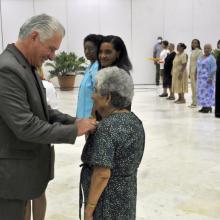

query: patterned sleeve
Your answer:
[90,123,115,169]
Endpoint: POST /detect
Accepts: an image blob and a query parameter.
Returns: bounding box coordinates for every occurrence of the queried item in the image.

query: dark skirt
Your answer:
[163,52,176,89]
[163,72,172,88]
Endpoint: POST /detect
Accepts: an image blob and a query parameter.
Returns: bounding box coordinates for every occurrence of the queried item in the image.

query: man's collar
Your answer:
[6,44,31,69]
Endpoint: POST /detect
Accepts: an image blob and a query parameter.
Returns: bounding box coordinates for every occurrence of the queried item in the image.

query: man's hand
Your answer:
[76,119,97,136]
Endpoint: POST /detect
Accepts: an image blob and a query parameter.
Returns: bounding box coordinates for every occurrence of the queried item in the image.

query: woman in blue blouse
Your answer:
[76,34,103,118]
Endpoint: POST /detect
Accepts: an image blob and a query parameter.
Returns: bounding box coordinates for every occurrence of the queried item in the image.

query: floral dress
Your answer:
[196,55,217,107]
[80,112,145,220]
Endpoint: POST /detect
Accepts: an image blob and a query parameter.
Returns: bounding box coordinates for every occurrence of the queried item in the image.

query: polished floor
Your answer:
[46,85,220,220]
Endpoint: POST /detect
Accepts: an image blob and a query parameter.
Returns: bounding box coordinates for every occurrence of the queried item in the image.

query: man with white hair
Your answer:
[0,14,96,219]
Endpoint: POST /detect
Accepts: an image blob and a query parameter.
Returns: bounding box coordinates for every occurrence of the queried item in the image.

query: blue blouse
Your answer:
[76,61,99,118]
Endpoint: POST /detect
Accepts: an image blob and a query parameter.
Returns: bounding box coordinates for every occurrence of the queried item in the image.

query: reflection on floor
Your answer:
[46,86,220,220]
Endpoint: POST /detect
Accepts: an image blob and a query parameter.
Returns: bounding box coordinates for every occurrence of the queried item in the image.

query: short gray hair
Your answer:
[18,14,65,42]
[204,43,212,49]
[96,66,134,109]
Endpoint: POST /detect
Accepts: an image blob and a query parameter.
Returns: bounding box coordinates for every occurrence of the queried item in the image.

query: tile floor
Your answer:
[45,86,220,220]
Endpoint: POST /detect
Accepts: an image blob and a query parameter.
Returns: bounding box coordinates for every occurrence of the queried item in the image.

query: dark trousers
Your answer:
[0,198,26,220]
[155,63,160,85]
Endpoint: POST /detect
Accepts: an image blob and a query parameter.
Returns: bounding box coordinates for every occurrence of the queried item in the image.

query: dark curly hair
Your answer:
[178,43,187,50]
[84,34,103,46]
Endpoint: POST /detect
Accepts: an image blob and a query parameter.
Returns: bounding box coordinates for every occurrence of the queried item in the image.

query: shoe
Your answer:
[167,96,175,100]
[199,107,212,113]
[156,82,159,86]
[159,93,168,97]
[198,107,205,112]
[188,104,197,108]
[175,99,186,104]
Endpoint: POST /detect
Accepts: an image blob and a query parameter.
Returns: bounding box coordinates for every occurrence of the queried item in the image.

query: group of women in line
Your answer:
[159,39,220,116]
[73,35,220,219]
[76,34,145,220]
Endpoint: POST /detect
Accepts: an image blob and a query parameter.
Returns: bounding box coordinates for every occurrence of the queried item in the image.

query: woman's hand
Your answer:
[84,213,93,220]
[84,208,94,220]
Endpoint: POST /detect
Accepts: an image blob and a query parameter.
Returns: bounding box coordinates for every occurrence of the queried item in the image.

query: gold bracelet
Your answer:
[87,203,97,208]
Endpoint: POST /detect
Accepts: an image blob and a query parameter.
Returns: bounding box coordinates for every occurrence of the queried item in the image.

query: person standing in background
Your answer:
[38,67,58,109]
[158,40,170,97]
[153,36,163,85]
[189,39,202,108]
[212,40,220,59]
[197,44,216,113]
[172,43,188,104]
[76,34,103,119]
[214,40,220,117]
[98,35,132,73]
[163,43,176,100]
[97,35,132,114]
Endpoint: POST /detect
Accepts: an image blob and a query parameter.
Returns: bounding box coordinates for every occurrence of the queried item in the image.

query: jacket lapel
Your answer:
[33,69,49,120]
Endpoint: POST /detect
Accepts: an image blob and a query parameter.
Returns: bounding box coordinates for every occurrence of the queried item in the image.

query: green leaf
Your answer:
[45,51,88,77]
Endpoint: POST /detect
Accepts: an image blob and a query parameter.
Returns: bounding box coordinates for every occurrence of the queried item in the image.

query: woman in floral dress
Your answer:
[196,44,216,113]
[79,67,145,220]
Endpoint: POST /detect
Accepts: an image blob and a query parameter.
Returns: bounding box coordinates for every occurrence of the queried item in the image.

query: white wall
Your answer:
[193,0,220,47]
[132,0,164,84]
[1,0,34,47]
[66,0,131,58]
[34,0,68,52]
[0,0,220,84]
[66,0,100,57]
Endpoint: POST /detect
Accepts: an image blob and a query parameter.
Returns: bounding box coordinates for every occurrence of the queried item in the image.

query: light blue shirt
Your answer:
[76,61,99,118]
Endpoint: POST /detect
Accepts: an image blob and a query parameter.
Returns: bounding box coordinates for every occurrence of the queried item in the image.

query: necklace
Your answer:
[103,108,129,118]
[110,109,129,115]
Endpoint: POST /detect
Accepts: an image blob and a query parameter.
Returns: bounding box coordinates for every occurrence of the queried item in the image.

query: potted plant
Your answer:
[45,51,87,91]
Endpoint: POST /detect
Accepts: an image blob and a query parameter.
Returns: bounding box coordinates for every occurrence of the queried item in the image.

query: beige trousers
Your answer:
[190,71,197,105]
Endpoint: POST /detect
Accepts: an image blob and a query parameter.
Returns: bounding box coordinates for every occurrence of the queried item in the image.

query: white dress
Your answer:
[42,80,58,109]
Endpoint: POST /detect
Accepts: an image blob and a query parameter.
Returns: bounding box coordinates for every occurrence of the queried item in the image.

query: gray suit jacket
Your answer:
[0,44,77,200]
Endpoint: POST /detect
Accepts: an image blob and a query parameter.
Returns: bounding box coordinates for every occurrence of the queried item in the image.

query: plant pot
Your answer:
[58,75,75,91]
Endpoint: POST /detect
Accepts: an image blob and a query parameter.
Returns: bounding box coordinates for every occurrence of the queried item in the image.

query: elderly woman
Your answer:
[197,44,216,113]
[172,43,188,103]
[79,66,145,220]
